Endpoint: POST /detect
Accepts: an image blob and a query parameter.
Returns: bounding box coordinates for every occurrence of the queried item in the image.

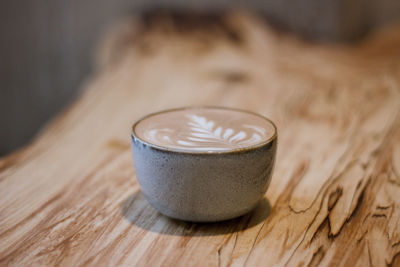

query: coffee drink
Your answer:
[131,106,277,222]
[134,107,275,152]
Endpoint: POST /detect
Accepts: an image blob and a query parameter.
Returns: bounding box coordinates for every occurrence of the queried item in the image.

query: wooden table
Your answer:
[1,11,400,266]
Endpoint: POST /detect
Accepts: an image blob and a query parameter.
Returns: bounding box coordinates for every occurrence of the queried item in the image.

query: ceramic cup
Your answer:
[131,107,277,222]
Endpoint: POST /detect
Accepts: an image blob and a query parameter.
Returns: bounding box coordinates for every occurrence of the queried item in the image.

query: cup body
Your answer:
[131,131,277,222]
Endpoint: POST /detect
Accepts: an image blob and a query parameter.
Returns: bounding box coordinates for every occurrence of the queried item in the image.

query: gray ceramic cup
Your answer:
[131,107,277,222]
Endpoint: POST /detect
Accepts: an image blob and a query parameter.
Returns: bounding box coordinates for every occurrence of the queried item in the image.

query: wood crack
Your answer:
[392,241,400,248]
[288,158,358,214]
[243,220,266,267]
[329,183,368,238]
[367,240,373,267]
[328,186,343,211]
[371,213,387,218]
[229,232,238,264]
[386,250,400,267]
[307,246,325,267]
[284,203,325,266]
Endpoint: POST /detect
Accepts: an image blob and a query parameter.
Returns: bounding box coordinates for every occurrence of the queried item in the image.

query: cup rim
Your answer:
[131,106,277,155]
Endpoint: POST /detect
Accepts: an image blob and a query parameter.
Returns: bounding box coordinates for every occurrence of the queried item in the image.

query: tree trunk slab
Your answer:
[1,11,400,266]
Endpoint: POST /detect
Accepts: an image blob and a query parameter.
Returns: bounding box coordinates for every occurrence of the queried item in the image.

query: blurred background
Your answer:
[1,0,400,156]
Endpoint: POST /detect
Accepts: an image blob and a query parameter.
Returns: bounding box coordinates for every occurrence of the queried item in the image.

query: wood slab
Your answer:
[1,11,400,266]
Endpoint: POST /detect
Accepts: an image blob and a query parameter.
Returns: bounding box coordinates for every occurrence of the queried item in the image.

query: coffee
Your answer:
[134,107,276,152]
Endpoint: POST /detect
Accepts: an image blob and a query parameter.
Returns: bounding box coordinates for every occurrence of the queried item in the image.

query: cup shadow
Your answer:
[120,191,271,236]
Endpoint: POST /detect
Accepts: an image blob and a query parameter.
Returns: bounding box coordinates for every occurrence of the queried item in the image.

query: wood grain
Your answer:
[1,11,400,266]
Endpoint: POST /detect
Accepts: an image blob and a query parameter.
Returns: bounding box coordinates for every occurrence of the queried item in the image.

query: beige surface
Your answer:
[1,12,400,266]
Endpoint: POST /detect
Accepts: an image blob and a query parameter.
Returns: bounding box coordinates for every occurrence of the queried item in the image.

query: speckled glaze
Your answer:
[131,107,277,222]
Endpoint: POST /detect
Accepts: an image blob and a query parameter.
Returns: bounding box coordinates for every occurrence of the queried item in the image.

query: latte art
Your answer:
[134,107,275,152]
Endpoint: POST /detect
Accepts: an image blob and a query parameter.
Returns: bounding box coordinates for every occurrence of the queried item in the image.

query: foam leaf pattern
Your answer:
[142,114,266,151]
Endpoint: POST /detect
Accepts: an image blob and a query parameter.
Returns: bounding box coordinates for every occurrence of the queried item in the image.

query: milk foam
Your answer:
[134,107,275,152]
